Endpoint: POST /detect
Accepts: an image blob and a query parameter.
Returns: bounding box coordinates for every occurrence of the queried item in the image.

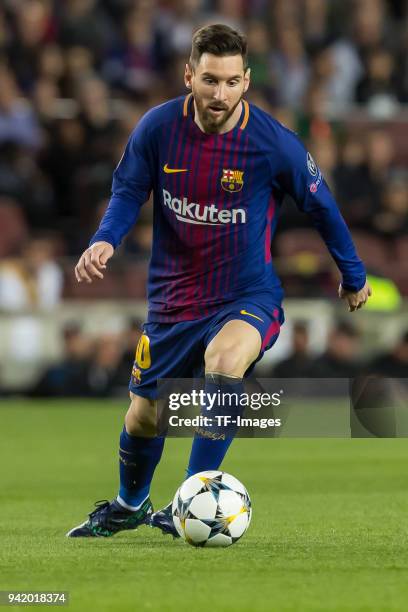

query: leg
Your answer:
[204,319,261,377]
[152,306,283,536]
[66,393,163,538]
[117,392,165,510]
[125,392,158,437]
[67,318,209,538]
[186,320,261,476]
[117,319,202,513]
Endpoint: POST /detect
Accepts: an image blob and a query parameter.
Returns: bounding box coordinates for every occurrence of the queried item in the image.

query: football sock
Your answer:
[186,373,244,477]
[117,427,165,510]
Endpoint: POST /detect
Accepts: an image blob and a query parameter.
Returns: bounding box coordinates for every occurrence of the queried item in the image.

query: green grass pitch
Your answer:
[1,400,408,611]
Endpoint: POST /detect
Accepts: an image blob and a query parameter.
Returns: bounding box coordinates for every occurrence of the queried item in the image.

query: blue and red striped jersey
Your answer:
[90,95,366,322]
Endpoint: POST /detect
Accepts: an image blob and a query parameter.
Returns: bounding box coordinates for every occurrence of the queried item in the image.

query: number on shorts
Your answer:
[135,334,151,369]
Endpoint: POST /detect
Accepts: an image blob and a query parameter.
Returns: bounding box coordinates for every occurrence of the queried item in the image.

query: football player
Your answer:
[68,24,371,538]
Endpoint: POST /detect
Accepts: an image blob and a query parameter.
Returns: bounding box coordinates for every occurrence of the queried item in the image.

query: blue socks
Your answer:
[117,427,165,510]
[117,373,243,509]
[186,373,244,477]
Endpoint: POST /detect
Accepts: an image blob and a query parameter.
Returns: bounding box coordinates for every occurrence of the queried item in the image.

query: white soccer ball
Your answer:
[172,470,252,547]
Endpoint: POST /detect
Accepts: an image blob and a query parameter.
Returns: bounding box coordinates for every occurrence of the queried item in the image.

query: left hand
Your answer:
[338,281,372,312]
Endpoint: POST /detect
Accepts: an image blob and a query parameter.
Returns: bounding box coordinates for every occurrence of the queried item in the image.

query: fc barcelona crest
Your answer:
[221,168,244,193]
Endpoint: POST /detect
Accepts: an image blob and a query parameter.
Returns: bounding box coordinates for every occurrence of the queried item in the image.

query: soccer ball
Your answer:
[172,470,252,547]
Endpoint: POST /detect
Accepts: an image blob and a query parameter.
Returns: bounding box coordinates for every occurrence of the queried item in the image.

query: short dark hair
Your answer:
[189,24,248,70]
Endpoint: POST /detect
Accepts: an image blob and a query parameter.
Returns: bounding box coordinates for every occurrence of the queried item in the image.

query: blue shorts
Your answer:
[130,294,284,399]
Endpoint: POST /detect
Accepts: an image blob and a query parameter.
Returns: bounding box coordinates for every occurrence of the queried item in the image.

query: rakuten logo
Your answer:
[162,189,246,225]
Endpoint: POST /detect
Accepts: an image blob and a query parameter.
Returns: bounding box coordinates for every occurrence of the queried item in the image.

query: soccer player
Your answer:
[67,24,371,538]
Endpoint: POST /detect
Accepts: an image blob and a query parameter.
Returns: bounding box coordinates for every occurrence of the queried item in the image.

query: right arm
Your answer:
[75,119,153,283]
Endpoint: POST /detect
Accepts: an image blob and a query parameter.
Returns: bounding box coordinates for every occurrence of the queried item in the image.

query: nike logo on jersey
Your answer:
[240,310,264,322]
[163,164,189,174]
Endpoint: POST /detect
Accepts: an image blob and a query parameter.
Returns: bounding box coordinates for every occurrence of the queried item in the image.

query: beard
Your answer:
[194,94,242,134]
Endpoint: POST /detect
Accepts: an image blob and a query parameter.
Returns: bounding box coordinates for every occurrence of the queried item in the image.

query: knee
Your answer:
[204,342,251,377]
[125,393,157,437]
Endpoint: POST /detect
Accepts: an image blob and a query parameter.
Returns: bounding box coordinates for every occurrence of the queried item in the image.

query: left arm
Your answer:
[276,127,371,311]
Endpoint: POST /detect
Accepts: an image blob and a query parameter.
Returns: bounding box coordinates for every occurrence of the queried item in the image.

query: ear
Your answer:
[243,67,251,94]
[184,63,193,89]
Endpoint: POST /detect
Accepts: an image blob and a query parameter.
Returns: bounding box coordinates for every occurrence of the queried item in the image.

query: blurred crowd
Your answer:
[6,317,404,397]
[271,320,408,378]
[27,317,144,397]
[0,0,408,305]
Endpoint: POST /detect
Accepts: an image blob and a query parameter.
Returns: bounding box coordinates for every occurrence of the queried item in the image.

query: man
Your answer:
[67,24,371,538]
[272,321,314,378]
[309,321,362,378]
[370,330,408,378]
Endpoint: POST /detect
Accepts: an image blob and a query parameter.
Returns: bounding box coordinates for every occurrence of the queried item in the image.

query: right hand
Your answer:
[74,241,114,283]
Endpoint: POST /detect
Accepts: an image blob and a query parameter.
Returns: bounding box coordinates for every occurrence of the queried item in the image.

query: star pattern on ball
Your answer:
[175,496,195,531]
[198,474,234,502]
[201,505,247,538]
[237,491,251,514]
[201,518,231,538]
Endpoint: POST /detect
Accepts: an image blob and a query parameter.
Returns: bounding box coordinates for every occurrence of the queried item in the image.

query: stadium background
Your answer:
[1,3,408,611]
[0,0,407,395]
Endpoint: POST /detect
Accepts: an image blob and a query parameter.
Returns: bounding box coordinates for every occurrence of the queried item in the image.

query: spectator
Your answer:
[307,45,341,115]
[63,46,96,97]
[334,133,375,227]
[153,0,208,81]
[366,128,396,184]
[371,173,408,239]
[7,0,57,94]
[0,66,42,149]
[246,21,276,100]
[355,47,399,108]
[102,5,158,94]
[303,0,330,48]
[76,76,117,164]
[309,321,362,378]
[85,334,124,397]
[40,117,86,223]
[271,25,310,110]
[36,44,65,89]
[59,0,116,62]
[30,322,91,397]
[337,127,398,228]
[296,78,335,142]
[32,77,60,131]
[370,330,408,378]
[0,236,63,311]
[272,321,314,378]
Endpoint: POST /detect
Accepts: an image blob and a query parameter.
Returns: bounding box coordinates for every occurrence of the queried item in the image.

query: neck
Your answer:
[193,99,243,134]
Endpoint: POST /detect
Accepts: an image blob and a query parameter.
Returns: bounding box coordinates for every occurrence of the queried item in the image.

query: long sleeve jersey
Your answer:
[91,94,366,322]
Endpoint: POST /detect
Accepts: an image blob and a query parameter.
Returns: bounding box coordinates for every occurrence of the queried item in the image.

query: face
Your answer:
[330,331,357,361]
[185,53,250,134]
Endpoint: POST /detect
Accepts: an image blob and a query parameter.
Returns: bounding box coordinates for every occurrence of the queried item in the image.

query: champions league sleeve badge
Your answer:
[306,152,322,193]
[307,152,318,177]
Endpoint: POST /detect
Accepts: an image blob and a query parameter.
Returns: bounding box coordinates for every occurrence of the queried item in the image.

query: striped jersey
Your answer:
[90,94,366,322]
